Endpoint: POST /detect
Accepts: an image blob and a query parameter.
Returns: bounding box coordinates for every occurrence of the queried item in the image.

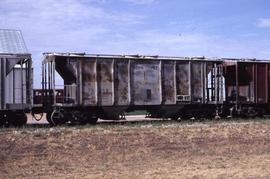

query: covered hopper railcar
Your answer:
[42,53,225,125]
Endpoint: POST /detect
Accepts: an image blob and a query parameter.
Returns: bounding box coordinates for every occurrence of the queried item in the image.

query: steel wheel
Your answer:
[87,114,98,125]
[50,109,65,126]
[70,111,88,125]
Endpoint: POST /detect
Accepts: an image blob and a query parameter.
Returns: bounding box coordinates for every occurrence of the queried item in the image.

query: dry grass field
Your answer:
[0,119,270,178]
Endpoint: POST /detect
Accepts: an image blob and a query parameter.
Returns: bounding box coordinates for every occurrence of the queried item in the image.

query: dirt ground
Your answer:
[0,119,270,179]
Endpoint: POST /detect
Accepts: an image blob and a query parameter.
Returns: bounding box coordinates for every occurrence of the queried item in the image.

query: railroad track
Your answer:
[18,114,270,128]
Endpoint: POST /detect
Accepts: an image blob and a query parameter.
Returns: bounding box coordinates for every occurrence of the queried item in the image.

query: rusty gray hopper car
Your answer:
[0,30,32,127]
[42,53,224,125]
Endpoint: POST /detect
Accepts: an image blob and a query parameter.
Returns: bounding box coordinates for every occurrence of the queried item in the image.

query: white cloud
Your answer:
[257,18,270,28]
[0,0,147,87]
[0,0,146,52]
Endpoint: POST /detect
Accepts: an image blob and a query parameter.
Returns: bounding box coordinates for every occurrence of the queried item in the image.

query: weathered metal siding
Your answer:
[63,58,79,104]
[191,62,203,102]
[81,59,97,105]
[162,61,176,104]
[114,59,130,105]
[176,62,190,98]
[132,60,161,105]
[6,68,27,104]
[237,63,254,102]
[52,55,225,107]
[67,58,78,80]
[257,64,267,103]
[97,59,114,106]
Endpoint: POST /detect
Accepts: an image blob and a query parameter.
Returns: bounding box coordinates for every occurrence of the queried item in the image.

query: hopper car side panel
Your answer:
[257,64,268,103]
[42,54,225,124]
[191,62,203,102]
[114,59,130,105]
[132,60,162,105]
[97,59,114,106]
[162,61,176,104]
[176,62,190,100]
[82,60,97,105]
[47,57,223,107]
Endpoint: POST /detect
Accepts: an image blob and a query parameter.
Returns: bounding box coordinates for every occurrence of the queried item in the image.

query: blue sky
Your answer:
[1,0,270,87]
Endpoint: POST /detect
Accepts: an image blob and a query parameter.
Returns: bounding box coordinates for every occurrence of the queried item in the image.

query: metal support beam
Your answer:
[202,63,205,103]
[1,58,6,109]
[159,60,162,105]
[235,62,239,109]
[266,64,268,103]
[52,60,56,106]
[188,61,192,101]
[214,63,218,104]
[173,61,177,104]
[78,59,83,105]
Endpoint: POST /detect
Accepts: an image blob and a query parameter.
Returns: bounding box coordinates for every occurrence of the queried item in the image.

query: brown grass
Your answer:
[0,120,270,178]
